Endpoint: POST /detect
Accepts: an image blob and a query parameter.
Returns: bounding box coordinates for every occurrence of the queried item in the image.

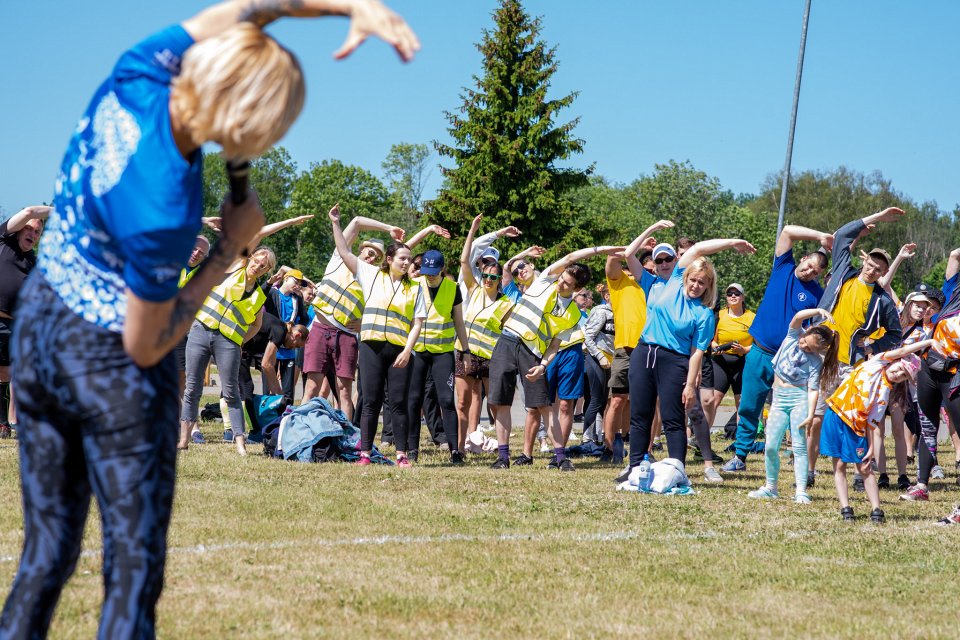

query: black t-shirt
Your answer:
[243,312,287,360]
[0,220,37,315]
[427,282,463,308]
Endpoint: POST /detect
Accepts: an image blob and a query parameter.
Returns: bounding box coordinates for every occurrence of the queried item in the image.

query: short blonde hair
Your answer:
[251,246,277,272]
[683,257,718,308]
[171,23,305,160]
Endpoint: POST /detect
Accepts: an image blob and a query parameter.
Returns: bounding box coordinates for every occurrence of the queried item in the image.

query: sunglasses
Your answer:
[480,273,500,282]
[654,256,675,265]
[514,262,529,271]
[726,291,742,297]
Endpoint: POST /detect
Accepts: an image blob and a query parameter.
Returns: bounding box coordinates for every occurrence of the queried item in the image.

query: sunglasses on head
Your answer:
[480,273,500,282]
[654,256,674,265]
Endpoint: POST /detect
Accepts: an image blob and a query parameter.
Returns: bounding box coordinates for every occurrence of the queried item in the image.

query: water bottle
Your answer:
[638,454,653,492]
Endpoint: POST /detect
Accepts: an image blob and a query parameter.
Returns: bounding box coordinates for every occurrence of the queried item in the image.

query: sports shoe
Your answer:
[191,430,207,445]
[547,456,560,470]
[614,464,633,484]
[870,508,885,524]
[490,457,509,470]
[355,456,372,467]
[897,474,911,491]
[853,477,865,492]
[223,429,234,442]
[397,457,412,468]
[559,458,575,472]
[934,505,960,526]
[704,467,723,483]
[748,486,778,499]
[806,474,815,489]
[407,450,420,463]
[840,506,855,522]
[599,448,613,463]
[931,465,946,480]
[721,457,746,472]
[450,451,465,465]
[513,454,534,466]
[877,473,890,489]
[795,493,811,504]
[899,485,930,501]
[539,441,551,453]
[573,413,584,423]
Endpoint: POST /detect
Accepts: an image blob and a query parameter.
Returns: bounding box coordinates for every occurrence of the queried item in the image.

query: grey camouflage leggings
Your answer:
[0,273,178,640]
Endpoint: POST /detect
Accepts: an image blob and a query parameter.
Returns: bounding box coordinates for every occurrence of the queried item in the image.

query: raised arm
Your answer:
[605,254,624,282]
[342,213,404,247]
[878,243,916,291]
[946,247,960,281]
[789,307,834,330]
[407,224,451,249]
[460,215,483,292]
[879,338,933,362]
[182,0,420,61]
[625,220,675,258]
[4,205,51,233]
[328,204,359,275]
[246,214,313,254]
[543,245,625,278]
[860,206,906,229]
[776,224,834,257]
[678,239,756,269]
[502,245,545,287]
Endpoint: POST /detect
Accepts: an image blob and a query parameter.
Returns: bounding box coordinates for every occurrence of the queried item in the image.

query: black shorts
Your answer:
[712,353,745,395]
[699,352,714,390]
[0,317,12,367]
[487,333,550,409]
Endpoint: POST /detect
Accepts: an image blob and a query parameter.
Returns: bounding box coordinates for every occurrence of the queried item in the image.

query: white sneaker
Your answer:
[704,467,724,483]
[932,465,946,480]
[540,441,551,453]
[795,493,812,504]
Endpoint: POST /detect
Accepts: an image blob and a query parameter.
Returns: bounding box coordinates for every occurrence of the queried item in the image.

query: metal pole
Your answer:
[776,0,813,241]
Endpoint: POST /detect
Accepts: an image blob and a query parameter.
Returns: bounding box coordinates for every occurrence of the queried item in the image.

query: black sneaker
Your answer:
[408,449,419,463]
[559,458,575,472]
[711,453,724,464]
[513,454,534,466]
[853,477,865,492]
[450,451,465,465]
[840,506,855,522]
[615,464,634,484]
[573,413,584,423]
[870,508,885,524]
[806,474,815,489]
[599,448,613,463]
[897,474,912,491]
[877,473,890,489]
[547,456,560,470]
[490,457,509,470]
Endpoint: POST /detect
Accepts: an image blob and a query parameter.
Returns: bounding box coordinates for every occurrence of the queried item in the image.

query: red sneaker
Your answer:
[899,485,929,502]
[397,457,412,468]
[355,456,372,467]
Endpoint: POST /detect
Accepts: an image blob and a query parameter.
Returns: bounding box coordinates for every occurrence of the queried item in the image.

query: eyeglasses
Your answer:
[726,291,742,297]
[480,273,500,282]
[654,256,675,265]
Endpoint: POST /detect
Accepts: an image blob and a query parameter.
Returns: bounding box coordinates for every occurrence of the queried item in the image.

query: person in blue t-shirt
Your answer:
[620,237,756,483]
[1,2,419,638]
[721,225,832,472]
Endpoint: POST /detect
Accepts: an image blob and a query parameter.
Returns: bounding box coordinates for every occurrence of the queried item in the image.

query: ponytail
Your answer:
[806,325,839,392]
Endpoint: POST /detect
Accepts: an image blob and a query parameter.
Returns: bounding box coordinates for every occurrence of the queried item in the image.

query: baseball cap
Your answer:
[726,283,744,295]
[419,250,445,276]
[867,247,892,267]
[915,283,945,308]
[903,291,932,307]
[285,268,304,281]
[359,239,385,257]
[652,243,676,260]
[479,247,500,262]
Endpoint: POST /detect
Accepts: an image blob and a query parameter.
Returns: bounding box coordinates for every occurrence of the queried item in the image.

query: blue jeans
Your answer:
[734,346,776,459]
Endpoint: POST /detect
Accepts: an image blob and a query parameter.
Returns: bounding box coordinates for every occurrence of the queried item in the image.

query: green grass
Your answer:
[0,415,958,639]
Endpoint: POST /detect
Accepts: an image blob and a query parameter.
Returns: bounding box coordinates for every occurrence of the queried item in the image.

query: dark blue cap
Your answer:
[420,250,445,276]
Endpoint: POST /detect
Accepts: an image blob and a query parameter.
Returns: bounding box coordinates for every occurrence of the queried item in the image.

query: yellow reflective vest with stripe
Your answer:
[502,280,581,358]
[196,268,267,346]
[313,254,364,331]
[414,277,456,354]
[457,286,512,360]
[359,271,420,347]
[558,312,586,350]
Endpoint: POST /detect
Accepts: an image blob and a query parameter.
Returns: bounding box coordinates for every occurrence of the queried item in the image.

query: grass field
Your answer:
[1,406,959,639]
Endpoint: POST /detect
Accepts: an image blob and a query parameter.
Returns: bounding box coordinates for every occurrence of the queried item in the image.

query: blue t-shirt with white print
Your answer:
[640,265,715,354]
[38,25,202,332]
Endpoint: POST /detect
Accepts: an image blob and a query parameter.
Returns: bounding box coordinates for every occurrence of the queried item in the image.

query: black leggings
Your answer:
[583,354,609,439]
[628,343,689,466]
[914,362,960,483]
[407,350,458,452]
[358,340,412,452]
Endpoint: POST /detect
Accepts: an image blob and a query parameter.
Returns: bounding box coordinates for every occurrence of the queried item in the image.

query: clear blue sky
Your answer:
[2,1,958,215]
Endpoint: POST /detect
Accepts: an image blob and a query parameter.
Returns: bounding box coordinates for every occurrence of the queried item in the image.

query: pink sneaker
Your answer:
[355,456,372,467]
[899,485,929,502]
[397,457,412,468]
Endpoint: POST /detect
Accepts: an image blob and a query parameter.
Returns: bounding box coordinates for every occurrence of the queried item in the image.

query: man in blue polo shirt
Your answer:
[722,225,832,471]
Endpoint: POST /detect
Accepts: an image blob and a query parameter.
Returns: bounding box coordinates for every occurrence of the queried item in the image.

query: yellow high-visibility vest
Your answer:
[196,268,267,346]
[414,277,456,354]
[558,313,586,350]
[503,280,581,357]
[313,255,363,331]
[457,286,512,360]
[359,270,420,347]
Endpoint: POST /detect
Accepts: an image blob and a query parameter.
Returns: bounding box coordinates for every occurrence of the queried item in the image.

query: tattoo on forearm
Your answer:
[238,0,309,27]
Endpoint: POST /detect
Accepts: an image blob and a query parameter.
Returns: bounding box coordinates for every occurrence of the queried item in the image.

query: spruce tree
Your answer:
[431,0,591,260]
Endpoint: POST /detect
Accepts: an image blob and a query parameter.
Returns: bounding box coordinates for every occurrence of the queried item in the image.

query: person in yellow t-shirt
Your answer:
[708,282,756,425]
